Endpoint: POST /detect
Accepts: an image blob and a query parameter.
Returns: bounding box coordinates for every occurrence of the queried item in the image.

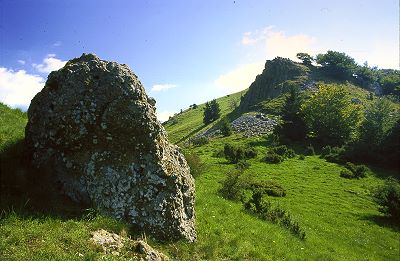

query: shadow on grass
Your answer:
[176,124,206,145]
[0,139,89,220]
[359,214,400,233]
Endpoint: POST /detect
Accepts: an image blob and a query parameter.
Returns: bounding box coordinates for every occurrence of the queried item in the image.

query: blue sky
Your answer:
[1,0,398,121]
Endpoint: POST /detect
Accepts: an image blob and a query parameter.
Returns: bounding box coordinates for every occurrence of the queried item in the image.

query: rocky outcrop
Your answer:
[91,229,169,260]
[239,57,310,111]
[25,53,196,241]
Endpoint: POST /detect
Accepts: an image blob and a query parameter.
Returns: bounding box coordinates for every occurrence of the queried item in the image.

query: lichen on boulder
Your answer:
[25,53,196,241]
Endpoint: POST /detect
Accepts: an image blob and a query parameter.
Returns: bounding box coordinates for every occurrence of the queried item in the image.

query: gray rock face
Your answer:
[239,57,310,111]
[25,53,196,242]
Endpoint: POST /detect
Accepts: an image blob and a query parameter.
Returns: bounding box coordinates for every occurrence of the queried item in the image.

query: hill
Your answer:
[239,57,310,112]
[160,55,400,260]
[163,90,246,144]
[1,52,399,260]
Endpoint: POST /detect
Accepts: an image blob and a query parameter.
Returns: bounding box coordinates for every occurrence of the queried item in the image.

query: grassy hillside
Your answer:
[165,81,397,144]
[153,135,399,260]
[1,75,399,261]
[163,90,245,144]
[160,81,399,259]
[0,103,27,149]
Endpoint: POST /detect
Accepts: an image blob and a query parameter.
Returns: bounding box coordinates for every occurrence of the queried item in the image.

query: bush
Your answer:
[323,146,346,163]
[244,147,258,159]
[224,144,244,164]
[224,144,257,164]
[321,145,332,157]
[212,148,225,158]
[285,148,296,158]
[249,180,286,197]
[243,190,305,240]
[374,177,400,220]
[264,145,295,164]
[183,152,206,178]
[305,144,315,156]
[236,160,251,170]
[264,151,284,164]
[271,145,287,156]
[203,99,221,125]
[220,119,232,137]
[345,162,369,178]
[340,163,368,179]
[219,169,244,201]
[340,169,354,179]
[190,136,209,146]
[298,154,305,160]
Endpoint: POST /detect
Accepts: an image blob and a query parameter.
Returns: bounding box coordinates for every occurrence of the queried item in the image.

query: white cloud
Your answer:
[240,26,399,69]
[151,84,177,92]
[17,60,26,65]
[53,41,62,47]
[0,68,44,110]
[241,26,275,46]
[241,27,318,60]
[215,27,318,93]
[156,110,175,122]
[214,62,265,92]
[264,31,317,60]
[32,54,67,74]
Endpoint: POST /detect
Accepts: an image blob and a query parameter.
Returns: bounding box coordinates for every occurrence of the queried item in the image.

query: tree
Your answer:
[349,98,399,166]
[378,70,400,97]
[301,84,363,145]
[275,87,307,141]
[220,119,232,136]
[203,99,221,125]
[296,53,314,66]
[359,98,397,146]
[316,51,357,80]
[353,63,378,88]
[374,177,400,220]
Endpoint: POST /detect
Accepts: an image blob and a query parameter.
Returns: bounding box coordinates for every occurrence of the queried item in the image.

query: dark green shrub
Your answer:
[212,148,225,158]
[340,169,354,179]
[249,180,286,197]
[269,145,296,160]
[323,146,346,163]
[285,148,295,158]
[305,144,315,156]
[374,177,400,220]
[264,151,284,164]
[244,146,258,159]
[243,191,306,240]
[224,144,257,163]
[191,136,209,146]
[224,144,244,163]
[344,162,368,178]
[203,99,221,125]
[219,169,244,201]
[220,119,232,137]
[272,145,288,156]
[298,154,305,160]
[321,145,332,157]
[236,160,251,170]
[183,152,206,178]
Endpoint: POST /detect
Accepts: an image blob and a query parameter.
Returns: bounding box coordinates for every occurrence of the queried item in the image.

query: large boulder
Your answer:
[25,53,196,242]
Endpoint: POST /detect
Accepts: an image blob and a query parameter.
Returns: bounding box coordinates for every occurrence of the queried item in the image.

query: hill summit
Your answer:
[239,57,310,111]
